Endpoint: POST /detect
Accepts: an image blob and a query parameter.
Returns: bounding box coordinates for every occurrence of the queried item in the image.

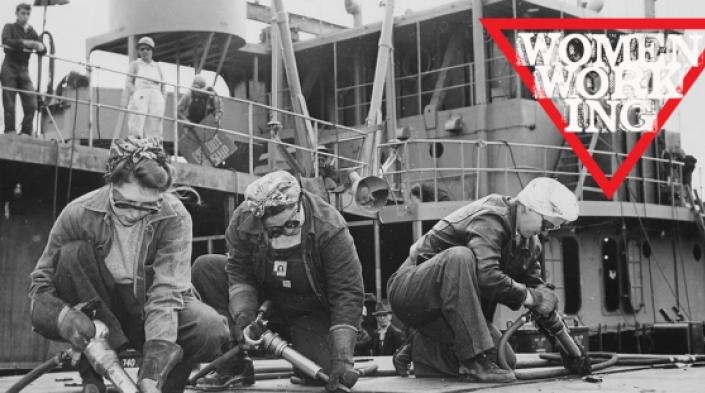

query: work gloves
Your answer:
[138,340,183,393]
[526,284,559,317]
[58,307,97,352]
[31,292,96,352]
[327,327,359,392]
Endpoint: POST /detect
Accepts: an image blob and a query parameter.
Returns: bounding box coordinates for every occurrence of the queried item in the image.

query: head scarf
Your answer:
[245,171,301,218]
[106,137,168,177]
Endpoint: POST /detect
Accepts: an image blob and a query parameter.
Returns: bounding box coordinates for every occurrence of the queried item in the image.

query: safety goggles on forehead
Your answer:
[265,202,301,238]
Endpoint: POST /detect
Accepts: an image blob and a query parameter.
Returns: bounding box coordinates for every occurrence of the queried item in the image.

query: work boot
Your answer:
[392,343,413,376]
[289,374,326,386]
[197,353,255,387]
[459,354,516,383]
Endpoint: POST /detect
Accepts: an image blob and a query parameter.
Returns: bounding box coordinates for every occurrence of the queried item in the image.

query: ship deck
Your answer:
[1,355,702,393]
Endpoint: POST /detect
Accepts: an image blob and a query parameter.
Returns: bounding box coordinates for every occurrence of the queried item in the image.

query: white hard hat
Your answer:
[516,177,579,222]
[137,36,155,49]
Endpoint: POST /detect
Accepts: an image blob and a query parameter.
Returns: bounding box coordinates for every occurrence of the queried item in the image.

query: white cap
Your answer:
[137,36,155,49]
[516,177,579,222]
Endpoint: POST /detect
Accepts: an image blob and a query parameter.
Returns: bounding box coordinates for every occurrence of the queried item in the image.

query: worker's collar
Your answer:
[505,196,519,236]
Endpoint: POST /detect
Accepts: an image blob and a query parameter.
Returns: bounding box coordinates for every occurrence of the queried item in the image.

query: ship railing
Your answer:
[338,61,477,123]
[378,138,686,206]
[1,45,370,178]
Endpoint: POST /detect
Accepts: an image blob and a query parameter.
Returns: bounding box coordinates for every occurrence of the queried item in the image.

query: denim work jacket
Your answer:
[403,194,544,310]
[226,191,363,331]
[29,185,193,342]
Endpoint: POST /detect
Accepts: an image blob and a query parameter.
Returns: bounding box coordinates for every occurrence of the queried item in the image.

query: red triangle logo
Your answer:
[481,18,705,199]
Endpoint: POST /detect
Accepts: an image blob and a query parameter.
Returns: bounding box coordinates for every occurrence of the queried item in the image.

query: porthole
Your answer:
[694,244,702,261]
[642,242,651,258]
[429,142,444,158]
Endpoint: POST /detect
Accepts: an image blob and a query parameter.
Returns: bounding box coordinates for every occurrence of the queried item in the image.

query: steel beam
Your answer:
[247,1,346,36]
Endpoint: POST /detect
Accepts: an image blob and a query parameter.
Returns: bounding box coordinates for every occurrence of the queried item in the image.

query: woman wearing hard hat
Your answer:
[123,36,166,138]
[387,177,579,382]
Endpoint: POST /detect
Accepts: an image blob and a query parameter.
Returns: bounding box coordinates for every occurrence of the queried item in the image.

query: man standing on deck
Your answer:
[387,177,578,382]
[1,3,45,135]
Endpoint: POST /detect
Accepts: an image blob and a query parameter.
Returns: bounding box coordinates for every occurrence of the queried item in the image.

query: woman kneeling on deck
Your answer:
[388,177,579,383]
[28,137,229,393]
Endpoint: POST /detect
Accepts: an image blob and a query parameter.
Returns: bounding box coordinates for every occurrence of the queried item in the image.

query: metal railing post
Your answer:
[475,143,481,200]
[248,102,254,175]
[86,60,94,147]
[461,143,465,200]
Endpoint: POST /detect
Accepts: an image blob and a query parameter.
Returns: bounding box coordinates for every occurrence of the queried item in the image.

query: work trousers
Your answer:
[387,246,498,377]
[51,241,229,393]
[192,254,333,375]
[1,61,37,134]
[127,88,165,138]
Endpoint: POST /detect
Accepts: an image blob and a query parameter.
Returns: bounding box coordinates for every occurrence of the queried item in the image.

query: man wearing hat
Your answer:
[370,303,405,356]
[123,36,166,138]
[177,74,223,127]
[387,177,579,382]
[192,170,364,392]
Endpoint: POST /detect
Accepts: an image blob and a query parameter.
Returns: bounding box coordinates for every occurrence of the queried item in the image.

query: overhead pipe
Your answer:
[349,0,396,212]
[271,0,315,175]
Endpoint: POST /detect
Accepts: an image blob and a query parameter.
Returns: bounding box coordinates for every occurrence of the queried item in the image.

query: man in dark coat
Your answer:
[370,303,405,356]
[2,3,46,134]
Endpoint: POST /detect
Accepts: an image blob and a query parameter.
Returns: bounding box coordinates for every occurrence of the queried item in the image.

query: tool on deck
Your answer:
[8,300,138,393]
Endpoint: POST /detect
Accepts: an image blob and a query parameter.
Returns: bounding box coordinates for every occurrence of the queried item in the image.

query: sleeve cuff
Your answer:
[329,324,358,333]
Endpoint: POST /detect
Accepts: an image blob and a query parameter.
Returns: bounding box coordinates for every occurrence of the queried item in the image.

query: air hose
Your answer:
[497,312,617,379]
[496,312,705,380]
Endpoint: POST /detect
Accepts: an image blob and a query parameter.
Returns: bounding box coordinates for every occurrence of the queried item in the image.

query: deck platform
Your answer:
[1,355,702,393]
[0,133,257,194]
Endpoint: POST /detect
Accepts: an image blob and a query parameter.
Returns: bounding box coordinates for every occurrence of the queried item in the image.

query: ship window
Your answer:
[694,244,702,261]
[626,240,644,312]
[542,237,581,314]
[602,237,620,312]
[429,142,444,158]
[561,237,581,314]
[543,237,564,305]
[642,242,651,258]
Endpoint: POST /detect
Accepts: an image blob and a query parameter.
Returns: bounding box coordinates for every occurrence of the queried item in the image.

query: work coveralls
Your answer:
[387,194,543,376]
[192,190,363,375]
[127,59,165,138]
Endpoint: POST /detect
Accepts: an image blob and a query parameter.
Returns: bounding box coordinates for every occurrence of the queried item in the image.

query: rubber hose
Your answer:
[497,314,619,379]
[7,352,65,393]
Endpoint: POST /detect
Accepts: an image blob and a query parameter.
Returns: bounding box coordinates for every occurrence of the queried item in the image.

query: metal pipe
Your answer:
[84,321,139,393]
[271,0,315,174]
[359,0,395,177]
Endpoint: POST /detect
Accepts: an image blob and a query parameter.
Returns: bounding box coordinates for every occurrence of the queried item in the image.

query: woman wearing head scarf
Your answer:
[192,170,364,392]
[29,137,229,393]
[123,36,166,138]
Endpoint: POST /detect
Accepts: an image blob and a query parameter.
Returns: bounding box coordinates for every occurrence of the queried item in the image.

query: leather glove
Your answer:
[57,306,96,352]
[234,311,257,344]
[138,340,183,391]
[526,284,559,317]
[327,327,359,392]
